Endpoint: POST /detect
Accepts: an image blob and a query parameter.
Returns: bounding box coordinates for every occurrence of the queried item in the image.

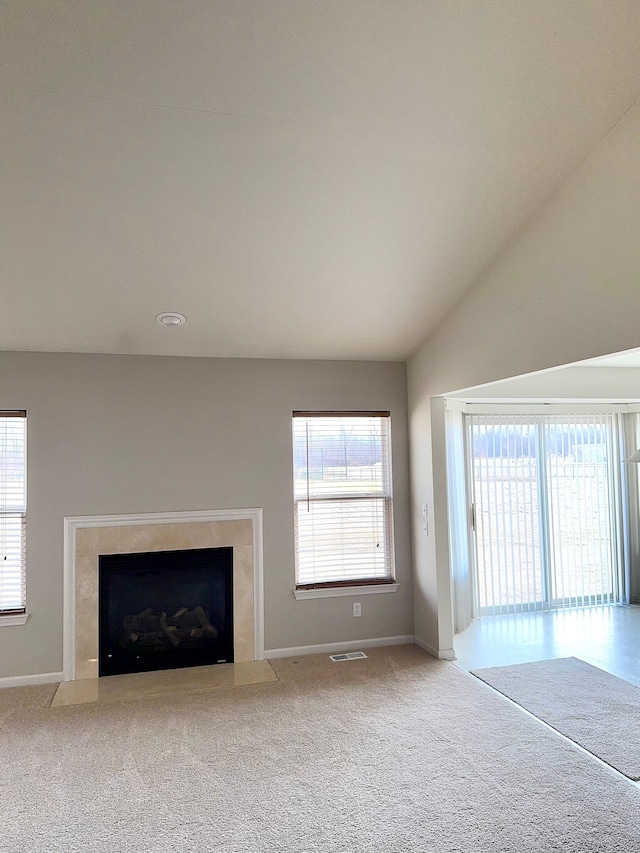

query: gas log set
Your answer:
[121,606,218,651]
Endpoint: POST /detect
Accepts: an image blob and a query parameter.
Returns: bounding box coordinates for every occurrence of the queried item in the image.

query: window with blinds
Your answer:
[1,412,27,614]
[293,412,394,588]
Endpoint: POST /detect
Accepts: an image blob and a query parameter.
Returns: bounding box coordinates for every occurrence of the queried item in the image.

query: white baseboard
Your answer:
[0,671,64,690]
[265,634,415,659]
[414,636,456,661]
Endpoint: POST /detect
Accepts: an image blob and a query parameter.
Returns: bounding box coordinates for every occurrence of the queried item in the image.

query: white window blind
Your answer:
[293,412,394,588]
[1,412,27,614]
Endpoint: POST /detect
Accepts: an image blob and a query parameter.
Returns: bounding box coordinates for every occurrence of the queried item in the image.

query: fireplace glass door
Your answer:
[99,547,233,676]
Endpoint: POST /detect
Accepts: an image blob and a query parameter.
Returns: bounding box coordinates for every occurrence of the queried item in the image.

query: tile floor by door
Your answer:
[453,604,640,687]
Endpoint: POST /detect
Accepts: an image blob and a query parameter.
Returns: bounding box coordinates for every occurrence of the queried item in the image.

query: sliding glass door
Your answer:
[466,412,624,615]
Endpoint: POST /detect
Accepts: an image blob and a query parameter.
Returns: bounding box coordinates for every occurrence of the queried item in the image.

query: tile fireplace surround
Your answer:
[63,509,264,682]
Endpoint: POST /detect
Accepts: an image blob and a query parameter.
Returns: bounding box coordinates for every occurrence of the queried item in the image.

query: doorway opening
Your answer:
[447,405,636,641]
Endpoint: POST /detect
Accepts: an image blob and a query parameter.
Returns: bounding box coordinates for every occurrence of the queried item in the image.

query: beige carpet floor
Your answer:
[2,645,640,852]
[472,656,640,780]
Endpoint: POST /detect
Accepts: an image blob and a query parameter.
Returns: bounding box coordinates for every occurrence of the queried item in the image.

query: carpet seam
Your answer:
[455,663,640,787]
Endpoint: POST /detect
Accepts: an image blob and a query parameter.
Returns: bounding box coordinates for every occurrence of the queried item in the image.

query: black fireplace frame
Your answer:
[98,546,234,677]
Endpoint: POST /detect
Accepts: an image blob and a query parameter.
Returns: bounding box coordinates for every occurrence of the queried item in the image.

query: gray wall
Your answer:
[0,352,412,678]
[408,102,640,655]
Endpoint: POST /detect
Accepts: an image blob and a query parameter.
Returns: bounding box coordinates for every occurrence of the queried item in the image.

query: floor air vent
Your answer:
[330,651,368,662]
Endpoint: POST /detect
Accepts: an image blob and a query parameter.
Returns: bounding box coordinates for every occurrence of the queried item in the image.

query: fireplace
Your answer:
[99,547,234,676]
[63,509,264,683]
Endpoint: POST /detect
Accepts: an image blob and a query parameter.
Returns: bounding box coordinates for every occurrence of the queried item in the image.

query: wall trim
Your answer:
[265,634,414,659]
[448,401,639,415]
[63,508,264,681]
[0,671,64,690]
[414,636,456,660]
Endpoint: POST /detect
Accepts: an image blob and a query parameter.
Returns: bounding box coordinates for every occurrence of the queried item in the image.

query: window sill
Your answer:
[294,583,399,600]
[0,612,29,627]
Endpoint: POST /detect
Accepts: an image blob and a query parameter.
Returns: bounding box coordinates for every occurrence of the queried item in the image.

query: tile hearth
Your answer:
[51,660,278,707]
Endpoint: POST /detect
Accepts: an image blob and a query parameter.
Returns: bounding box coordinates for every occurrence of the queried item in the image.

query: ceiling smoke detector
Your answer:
[156,312,186,327]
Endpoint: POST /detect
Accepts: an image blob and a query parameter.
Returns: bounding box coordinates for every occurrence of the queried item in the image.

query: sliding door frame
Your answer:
[461,404,633,617]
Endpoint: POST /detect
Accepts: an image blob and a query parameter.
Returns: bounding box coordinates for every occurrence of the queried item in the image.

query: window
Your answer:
[293,411,394,589]
[1,412,26,615]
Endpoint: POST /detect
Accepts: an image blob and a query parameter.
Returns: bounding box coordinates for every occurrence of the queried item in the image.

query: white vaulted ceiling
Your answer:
[2,1,640,360]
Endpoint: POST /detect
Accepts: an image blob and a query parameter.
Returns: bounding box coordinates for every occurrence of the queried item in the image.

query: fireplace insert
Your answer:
[99,547,233,677]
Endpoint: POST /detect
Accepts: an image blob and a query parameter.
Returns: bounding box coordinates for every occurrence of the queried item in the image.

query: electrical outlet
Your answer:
[353,602,362,617]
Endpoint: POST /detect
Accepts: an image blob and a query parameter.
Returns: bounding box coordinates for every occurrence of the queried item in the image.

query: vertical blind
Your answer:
[1,412,26,614]
[467,411,621,615]
[293,412,394,587]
